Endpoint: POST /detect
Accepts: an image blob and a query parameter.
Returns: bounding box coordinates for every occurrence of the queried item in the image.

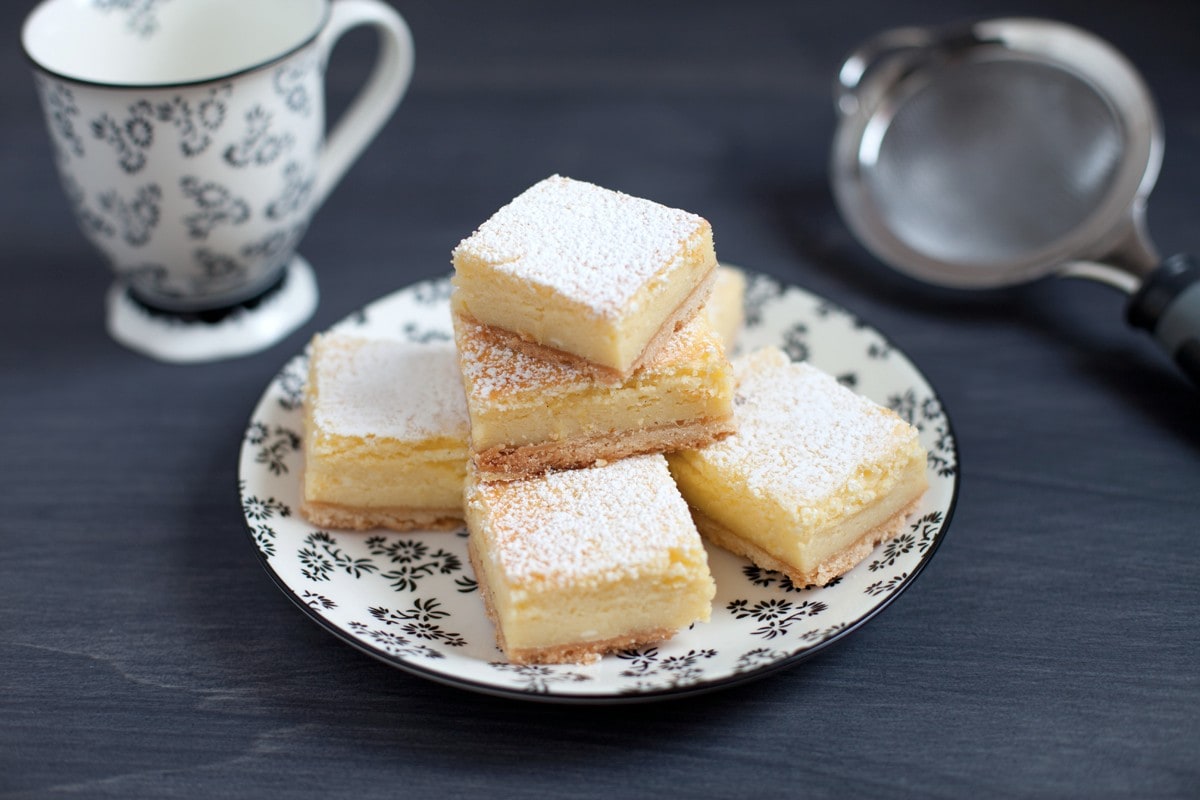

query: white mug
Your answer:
[22,0,414,362]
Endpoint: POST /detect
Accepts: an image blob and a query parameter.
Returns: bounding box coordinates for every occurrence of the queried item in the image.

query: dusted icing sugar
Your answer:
[468,455,701,587]
[702,348,917,504]
[454,311,722,401]
[311,334,469,441]
[452,175,709,318]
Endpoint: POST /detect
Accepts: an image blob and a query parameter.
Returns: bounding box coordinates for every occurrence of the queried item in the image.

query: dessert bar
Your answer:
[465,454,716,664]
[452,303,735,481]
[667,347,928,587]
[301,333,470,531]
[452,175,717,382]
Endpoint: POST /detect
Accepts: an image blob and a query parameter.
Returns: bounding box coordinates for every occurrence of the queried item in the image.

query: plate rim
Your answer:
[240,270,960,703]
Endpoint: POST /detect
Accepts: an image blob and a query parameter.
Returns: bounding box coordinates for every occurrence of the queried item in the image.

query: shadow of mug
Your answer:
[22,0,413,362]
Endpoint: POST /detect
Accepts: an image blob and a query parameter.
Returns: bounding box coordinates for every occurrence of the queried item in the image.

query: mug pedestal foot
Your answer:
[106,255,318,363]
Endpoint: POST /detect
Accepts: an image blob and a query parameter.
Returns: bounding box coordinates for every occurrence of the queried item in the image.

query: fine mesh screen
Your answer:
[866,59,1124,266]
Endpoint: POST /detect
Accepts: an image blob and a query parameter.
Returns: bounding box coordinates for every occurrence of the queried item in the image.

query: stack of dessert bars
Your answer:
[300,175,929,665]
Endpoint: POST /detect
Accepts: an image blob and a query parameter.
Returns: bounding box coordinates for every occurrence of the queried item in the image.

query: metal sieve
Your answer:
[831,17,1200,386]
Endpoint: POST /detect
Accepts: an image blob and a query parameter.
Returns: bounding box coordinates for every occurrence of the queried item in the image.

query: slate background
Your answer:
[3,0,1198,797]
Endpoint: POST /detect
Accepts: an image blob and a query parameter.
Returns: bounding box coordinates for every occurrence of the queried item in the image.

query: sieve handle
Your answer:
[1126,253,1200,386]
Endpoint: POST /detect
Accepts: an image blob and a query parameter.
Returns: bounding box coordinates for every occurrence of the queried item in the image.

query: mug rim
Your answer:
[21,0,331,91]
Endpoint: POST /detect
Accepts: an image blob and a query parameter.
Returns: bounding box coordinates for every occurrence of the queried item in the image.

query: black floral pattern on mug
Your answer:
[192,247,248,296]
[265,161,315,220]
[91,101,156,174]
[117,263,173,297]
[97,183,162,246]
[273,57,316,117]
[224,105,294,168]
[36,77,85,161]
[156,85,231,158]
[180,176,250,239]
[92,0,166,37]
[61,174,115,239]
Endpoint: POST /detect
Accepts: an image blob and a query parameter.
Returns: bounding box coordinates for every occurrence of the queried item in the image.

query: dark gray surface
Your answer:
[3,1,1199,797]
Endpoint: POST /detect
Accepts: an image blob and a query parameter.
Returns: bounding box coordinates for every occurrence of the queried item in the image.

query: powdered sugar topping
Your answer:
[469,455,703,587]
[696,347,918,503]
[311,334,469,441]
[453,175,710,317]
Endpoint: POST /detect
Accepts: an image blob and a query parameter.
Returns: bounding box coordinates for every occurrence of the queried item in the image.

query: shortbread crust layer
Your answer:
[453,308,734,482]
[471,416,734,482]
[301,500,463,533]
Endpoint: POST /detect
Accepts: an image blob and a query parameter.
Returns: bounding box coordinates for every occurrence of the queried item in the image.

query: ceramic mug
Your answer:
[22,0,414,362]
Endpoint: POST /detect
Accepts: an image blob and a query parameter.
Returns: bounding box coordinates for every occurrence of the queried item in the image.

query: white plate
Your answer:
[238,271,958,702]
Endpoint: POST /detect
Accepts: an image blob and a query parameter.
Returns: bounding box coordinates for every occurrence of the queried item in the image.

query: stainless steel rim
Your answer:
[831,17,1163,289]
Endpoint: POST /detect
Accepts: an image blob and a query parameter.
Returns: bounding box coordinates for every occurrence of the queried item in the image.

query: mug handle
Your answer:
[311,0,414,208]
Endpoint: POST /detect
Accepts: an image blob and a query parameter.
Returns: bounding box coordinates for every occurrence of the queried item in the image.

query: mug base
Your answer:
[106,255,318,363]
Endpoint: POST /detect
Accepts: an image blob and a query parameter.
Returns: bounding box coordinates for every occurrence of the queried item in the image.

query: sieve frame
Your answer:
[831,17,1164,290]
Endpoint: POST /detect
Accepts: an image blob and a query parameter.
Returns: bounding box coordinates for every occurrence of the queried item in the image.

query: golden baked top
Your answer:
[452,308,726,401]
[452,175,711,318]
[693,347,922,505]
[308,333,469,441]
[465,455,705,590]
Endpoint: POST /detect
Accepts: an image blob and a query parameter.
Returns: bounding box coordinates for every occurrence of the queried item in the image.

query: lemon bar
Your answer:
[706,265,747,350]
[451,175,717,382]
[452,303,735,481]
[465,455,716,664]
[301,333,470,531]
[667,347,928,587]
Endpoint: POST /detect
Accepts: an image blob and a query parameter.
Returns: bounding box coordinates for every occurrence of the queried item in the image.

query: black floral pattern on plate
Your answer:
[347,620,444,660]
[250,524,277,557]
[245,421,300,476]
[617,647,719,693]
[274,355,308,411]
[365,537,463,592]
[302,591,337,610]
[299,531,378,581]
[488,664,592,694]
[742,272,782,327]
[782,321,809,362]
[368,600,466,647]
[726,597,829,640]
[412,278,454,306]
[742,565,842,593]
[888,391,958,478]
[242,494,290,522]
